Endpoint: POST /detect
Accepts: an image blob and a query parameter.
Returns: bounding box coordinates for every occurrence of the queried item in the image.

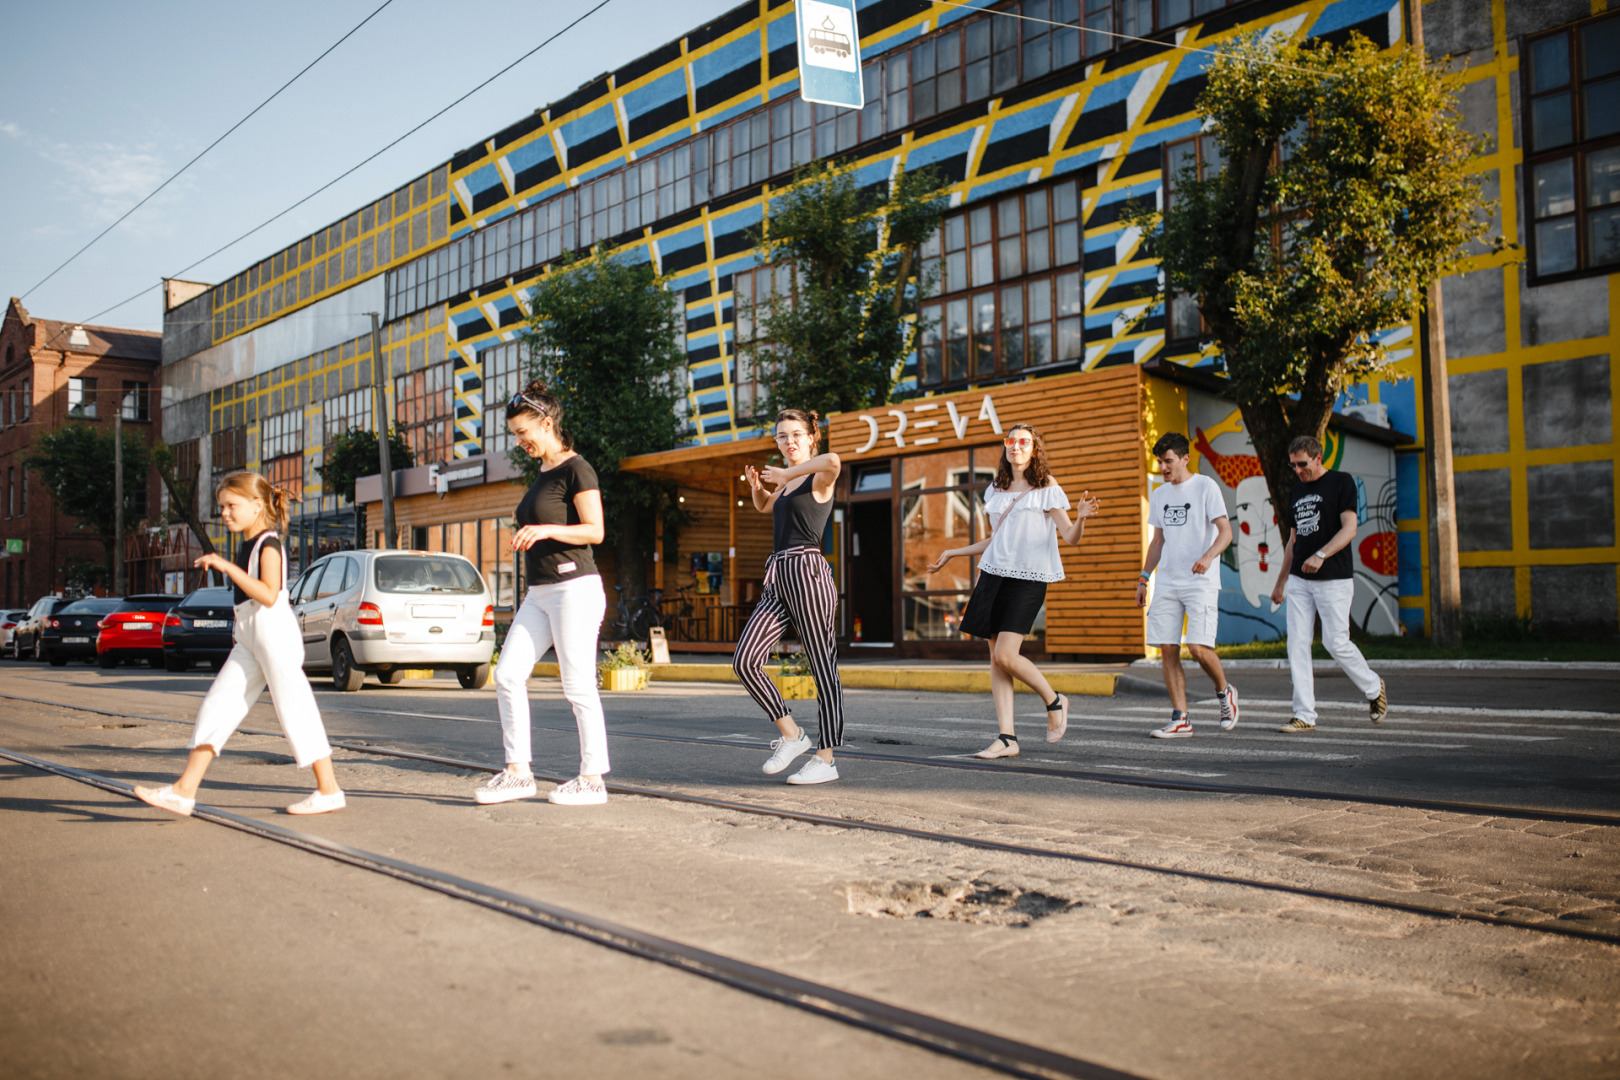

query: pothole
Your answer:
[845,879,1079,926]
[63,723,144,730]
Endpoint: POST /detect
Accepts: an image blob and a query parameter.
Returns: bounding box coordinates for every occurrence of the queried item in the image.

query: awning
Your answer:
[618,434,777,495]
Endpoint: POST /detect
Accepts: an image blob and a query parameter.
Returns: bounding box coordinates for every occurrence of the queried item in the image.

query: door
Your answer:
[292,560,330,664]
[301,556,351,666]
[845,463,895,645]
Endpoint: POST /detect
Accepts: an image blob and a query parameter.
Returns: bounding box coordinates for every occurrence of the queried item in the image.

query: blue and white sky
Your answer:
[1,0,736,332]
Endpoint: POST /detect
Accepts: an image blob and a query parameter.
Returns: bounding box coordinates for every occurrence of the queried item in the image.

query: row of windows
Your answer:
[65,378,151,422]
[1,379,30,428]
[395,362,455,465]
[920,180,1084,297]
[918,270,1086,384]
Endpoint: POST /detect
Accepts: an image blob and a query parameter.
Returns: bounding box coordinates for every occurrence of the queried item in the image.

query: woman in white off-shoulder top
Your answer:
[927,423,1100,758]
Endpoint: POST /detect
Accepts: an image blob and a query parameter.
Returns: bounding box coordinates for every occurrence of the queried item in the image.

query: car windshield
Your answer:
[179,589,235,610]
[117,597,182,613]
[374,555,483,594]
[60,598,123,614]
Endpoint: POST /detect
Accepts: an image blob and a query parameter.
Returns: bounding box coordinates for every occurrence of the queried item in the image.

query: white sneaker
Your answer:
[1151,714,1194,739]
[1218,685,1240,731]
[762,733,812,775]
[287,790,346,815]
[786,757,838,785]
[548,775,608,805]
[134,783,194,816]
[474,770,537,805]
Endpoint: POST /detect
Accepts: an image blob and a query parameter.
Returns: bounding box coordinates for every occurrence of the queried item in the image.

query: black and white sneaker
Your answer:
[1368,678,1388,724]
[474,770,537,804]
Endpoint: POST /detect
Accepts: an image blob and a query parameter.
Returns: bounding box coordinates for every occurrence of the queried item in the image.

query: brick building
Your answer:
[0,298,163,606]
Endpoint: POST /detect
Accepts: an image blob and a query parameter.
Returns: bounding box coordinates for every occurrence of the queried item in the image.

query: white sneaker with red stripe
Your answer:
[1150,712,1194,739]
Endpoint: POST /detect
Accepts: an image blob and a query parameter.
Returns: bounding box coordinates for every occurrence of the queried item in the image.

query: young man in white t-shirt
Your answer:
[1137,432,1238,738]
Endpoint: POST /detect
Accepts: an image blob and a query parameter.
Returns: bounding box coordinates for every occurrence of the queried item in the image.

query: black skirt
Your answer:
[958,570,1047,639]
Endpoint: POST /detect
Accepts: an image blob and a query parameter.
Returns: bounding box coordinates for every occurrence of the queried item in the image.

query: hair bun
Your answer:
[523,377,551,398]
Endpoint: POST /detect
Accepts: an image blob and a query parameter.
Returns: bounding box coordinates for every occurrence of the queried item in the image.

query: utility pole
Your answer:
[368,313,396,549]
[113,393,125,596]
[1407,0,1463,646]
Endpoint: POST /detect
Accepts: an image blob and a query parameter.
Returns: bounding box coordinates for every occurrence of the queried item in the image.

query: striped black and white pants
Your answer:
[732,546,845,750]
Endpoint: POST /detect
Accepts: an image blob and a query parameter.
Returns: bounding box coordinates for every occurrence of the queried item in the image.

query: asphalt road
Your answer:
[2,657,1617,1080]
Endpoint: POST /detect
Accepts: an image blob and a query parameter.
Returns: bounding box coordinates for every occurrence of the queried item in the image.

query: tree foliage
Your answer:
[25,422,150,581]
[317,427,415,504]
[522,249,688,597]
[1135,32,1496,517]
[749,161,947,418]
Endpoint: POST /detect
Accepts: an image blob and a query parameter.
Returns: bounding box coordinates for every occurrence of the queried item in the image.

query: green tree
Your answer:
[151,441,217,557]
[26,422,150,583]
[1135,32,1495,518]
[747,161,946,418]
[317,427,415,503]
[522,249,687,598]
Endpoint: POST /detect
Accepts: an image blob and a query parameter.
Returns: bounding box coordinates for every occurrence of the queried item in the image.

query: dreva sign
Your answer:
[852,394,1003,453]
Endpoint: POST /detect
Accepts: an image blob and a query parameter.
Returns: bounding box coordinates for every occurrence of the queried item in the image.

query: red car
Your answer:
[97,594,183,669]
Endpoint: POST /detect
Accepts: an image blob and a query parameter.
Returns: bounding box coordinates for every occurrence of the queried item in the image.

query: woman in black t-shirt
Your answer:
[473,380,611,807]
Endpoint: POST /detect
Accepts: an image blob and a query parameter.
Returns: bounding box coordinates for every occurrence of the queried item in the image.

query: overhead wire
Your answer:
[77,0,617,328]
[20,0,400,302]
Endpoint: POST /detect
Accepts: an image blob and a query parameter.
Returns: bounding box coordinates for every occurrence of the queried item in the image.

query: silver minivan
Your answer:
[290,549,495,691]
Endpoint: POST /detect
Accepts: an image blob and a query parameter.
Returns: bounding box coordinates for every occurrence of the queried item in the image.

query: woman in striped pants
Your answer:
[732,409,845,785]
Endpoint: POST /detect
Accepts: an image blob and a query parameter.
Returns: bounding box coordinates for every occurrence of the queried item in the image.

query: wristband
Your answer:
[1138,572,1150,583]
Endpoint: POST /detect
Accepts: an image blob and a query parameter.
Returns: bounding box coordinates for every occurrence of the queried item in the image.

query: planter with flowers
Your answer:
[598,641,651,691]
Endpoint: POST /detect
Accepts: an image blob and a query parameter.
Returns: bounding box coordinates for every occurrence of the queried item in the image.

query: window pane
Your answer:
[1585,78,1620,139]
[1055,271,1081,316]
[1590,146,1620,208]
[972,291,995,335]
[1535,158,1576,218]
[1170,292,1201,339]
[966,58,991,101]
[947,339,969,381]
[915,79,937,119]
[920,303,942,344]
[971,244,994,286]
[998,236,1023,278]
[1532,93,1574,150]
[1163,0,1191,24]
[1053,180,1078,220]
[946,298,968,339]
[945,215,967,250]
[1056,317,1082,360]
[1536,218,1578,275]
[1585,18,1620,79]
[913,40,935,80]
[1588,207,1620,267]
[1024,190,1048,228]
[1026,228,1050,272]
[1529,33,1570,93]
[946,251,966,292]
[1024,36,1050,81]
[967,20,991,61]
[1121,0,1153,37]
[999,285,1024,328]
[1028,322,1052,366]
[1028,277,1052,321]
[1055,221,1079,265]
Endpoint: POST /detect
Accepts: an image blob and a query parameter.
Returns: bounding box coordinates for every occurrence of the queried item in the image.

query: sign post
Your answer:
[795,0,863,110]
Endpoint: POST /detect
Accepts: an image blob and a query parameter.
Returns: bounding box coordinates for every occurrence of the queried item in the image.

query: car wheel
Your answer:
[98,652,118,669]
[164,655,187,673]
[458,663,491,690]
[33,637,43,661]
[378,668,405,685]
[330,637,365,692]
[47,651,67,667]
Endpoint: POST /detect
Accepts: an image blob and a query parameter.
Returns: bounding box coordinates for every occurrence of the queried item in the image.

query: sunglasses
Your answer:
[508,393,548,417]
[1004,436,1034,449]
[1289,459,1315,470]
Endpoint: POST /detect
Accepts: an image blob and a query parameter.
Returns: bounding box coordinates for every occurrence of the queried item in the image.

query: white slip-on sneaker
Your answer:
[974,734,1021,759]
[786,756,838,785]
[287,790,346,815]
[762,733,812,775]
[548,776,608,806]
[1219,685,1240,731]
[474,770,538,805]
[134,784,195,817]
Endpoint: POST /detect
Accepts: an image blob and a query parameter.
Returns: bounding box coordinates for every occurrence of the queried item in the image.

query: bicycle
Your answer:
[610,586,664,643]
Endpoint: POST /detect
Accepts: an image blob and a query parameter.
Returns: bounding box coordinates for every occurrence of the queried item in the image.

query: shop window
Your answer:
[1524,12,1620,280]
[898,448,997,641]
[67,376,97,419]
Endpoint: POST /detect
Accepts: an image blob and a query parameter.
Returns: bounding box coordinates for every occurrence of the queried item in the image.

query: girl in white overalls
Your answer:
[135,471,344,816]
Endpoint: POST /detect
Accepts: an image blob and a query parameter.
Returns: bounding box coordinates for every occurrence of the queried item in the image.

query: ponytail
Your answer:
[216,470,299,533]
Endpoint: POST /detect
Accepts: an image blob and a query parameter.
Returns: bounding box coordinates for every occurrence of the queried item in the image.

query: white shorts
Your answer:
[1146,582,1220,648]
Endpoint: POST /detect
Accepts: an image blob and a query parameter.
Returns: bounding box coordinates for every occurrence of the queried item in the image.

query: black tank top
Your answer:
[773,478,833,551]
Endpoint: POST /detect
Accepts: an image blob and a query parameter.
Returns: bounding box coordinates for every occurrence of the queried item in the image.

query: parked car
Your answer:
[96,594,185,668]
[0,610,27,655]
[11,595,69,659]
[41,597,125,665]
[161,586,236,671]
[290,549,494,691]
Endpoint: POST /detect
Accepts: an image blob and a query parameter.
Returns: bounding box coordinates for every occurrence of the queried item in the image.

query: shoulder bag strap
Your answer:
[990,487,1035,530]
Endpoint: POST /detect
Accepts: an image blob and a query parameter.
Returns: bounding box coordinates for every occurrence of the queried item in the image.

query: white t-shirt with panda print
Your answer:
[1149,473,1228,589]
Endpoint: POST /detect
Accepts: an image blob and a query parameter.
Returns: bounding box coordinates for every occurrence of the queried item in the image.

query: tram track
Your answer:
[6,690,1618,946]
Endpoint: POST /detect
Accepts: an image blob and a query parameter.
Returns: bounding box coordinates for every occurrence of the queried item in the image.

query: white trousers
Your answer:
[191,595,333,768]
[1285,575,1381,724]
[494,576,609,775]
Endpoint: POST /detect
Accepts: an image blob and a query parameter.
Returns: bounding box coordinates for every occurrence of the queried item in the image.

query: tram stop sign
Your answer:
[796,0,864,110]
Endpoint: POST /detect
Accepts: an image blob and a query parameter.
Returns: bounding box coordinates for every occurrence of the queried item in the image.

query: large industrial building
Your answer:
[157,0,1620,654]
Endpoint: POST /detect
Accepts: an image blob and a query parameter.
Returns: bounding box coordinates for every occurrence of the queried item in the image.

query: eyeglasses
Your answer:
[508,393,548,417]
[1289,459,1314,470]
[1004,437,1034,449]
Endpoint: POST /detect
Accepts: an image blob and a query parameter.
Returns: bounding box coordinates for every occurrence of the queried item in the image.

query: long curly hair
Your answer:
[992,423,1052,491]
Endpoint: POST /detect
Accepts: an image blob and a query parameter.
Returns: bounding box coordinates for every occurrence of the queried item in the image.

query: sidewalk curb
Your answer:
[533,662,1121,696]
[1131,659,1620,672]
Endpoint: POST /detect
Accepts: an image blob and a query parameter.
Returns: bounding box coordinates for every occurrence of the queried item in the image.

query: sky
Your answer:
[0,0,739,332]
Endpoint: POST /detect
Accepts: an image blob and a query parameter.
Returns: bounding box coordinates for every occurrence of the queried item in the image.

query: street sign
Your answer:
[5,538,23,554]
[796,0,863,110]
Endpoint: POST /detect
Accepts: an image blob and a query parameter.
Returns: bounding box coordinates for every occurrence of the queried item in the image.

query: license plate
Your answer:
[194,619,228,628]
[410,604,459,619]
[64,636,90,644]
[123,622,152,630]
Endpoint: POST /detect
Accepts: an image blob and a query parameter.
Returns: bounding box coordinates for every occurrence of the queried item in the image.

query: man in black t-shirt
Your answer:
[1268,435,1387,731]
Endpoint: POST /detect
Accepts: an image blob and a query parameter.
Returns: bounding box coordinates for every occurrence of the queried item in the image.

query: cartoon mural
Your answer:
[1178,389,1401,643]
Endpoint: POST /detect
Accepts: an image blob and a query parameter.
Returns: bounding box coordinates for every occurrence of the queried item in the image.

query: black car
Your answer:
[161,587,236,671]
[41,597,124,665]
